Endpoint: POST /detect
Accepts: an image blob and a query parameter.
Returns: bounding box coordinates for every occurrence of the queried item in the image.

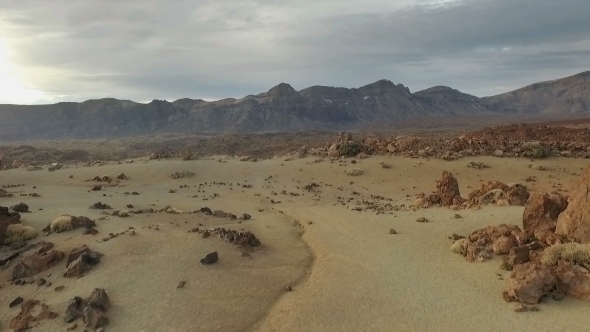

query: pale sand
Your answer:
[0,156,589,331]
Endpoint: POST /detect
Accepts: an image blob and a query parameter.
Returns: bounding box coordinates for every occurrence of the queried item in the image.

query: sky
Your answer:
[0,0,589,104]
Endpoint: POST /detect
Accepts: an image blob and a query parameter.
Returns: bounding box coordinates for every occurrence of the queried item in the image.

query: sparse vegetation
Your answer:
[466,160,490,170]
[338,141,361,157]
[541,243,590,267]
[50,215,73,233]
[345,168,363,176]
[450,239,467,254]
[5,224,38,243]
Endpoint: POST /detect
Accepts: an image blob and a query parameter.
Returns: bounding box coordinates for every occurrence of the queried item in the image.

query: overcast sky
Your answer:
[0,0,589,104]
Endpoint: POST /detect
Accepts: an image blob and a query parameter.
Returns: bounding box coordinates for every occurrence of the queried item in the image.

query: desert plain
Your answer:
[1,144,590,332]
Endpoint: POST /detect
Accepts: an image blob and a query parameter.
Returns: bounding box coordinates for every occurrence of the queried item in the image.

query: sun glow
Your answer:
[0,38,46,104]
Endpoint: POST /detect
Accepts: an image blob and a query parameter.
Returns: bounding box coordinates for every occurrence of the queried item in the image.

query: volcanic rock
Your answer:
[200,251,219,265]
[555,165,590,243]
[523,193,568,236]
[554,260,590,300]
[12,250,65,279]
[64,245,103,277]
[503,262,556,304]
[436,171,462,206]
[11,203,29,213]
[64,288,111,329]
[10,300,58,332]
[89,202,111,209]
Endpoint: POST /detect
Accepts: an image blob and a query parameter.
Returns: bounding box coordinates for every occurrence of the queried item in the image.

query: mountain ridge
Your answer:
[0,71,589,140]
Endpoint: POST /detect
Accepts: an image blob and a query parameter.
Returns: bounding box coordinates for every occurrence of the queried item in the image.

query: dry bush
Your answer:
[541,243,590,267]
[50,215,73,233]
[345,168,363,176]
[5,224,38,243]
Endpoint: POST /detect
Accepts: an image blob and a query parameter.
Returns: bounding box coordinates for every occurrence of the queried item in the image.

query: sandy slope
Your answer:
[0,156,589,332]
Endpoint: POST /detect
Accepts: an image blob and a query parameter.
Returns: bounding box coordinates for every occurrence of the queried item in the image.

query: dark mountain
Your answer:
[0,71,589,140]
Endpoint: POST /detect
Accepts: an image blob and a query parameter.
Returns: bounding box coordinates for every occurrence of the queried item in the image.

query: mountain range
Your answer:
[0,71,589,140]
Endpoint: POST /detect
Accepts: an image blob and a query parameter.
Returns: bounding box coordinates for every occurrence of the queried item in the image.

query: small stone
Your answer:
[67,323,77,330]
[177,281,186,289]
[552,293,565,301]
[55,285,65,291]
[37,278,46,286]
[453,214,462,219]
[9,296,23,308]
[286,285,293,292]
[389,229,397,234]
[129,230,136,236]
[200,251,219,265]
[416,217,429,223]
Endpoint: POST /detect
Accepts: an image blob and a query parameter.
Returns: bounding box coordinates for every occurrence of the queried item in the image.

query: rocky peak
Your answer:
[268,83,297,98]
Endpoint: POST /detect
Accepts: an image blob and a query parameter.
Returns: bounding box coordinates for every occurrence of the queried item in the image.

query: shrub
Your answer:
[50,215,73,233]
[338,141,362,157]
[450,239,467,254]
[5,224,38,243]
[345,168,363,176]
[541,243,590,267]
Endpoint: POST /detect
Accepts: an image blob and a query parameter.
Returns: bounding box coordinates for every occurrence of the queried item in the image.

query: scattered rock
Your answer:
[492,236,516,255]
[170,170,194,179]
[177,281,186,289]
[89,202,111,209]
[64,288,110,329]
[200,251,219,265]
[10,299,58,331]
[416,217,429,223]
[82,228,98,235]
[115,173,129,180]
[389,228,397,234]
[9,296,24,308]
[11,203,29,213]
[64,246,103,278]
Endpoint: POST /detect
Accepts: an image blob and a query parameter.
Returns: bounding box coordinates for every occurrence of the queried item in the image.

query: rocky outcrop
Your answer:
[523,193,568,236]
[503,262,556,305]
[436,171,462,206]
[555,165,590,243]
[12,249,65,279]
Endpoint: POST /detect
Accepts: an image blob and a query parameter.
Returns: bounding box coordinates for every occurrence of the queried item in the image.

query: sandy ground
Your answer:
[0,155,589,332]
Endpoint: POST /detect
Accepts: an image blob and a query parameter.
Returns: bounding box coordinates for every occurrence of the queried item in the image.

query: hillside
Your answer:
[0,72,589,140]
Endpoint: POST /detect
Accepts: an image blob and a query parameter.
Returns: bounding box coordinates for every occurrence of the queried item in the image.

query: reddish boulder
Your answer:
[556,165,590,243]
[522,193,568,236]
[503,262,555,304]
[507,184,530,206]
[436,171,462,206]
[12,250,65,279]
[554,260,590,300]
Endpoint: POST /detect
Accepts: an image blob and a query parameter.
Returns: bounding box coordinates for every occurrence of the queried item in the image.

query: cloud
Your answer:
[0,0,589,104]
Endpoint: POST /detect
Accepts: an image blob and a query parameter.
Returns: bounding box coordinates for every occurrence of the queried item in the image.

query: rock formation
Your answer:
[556,165,590,243]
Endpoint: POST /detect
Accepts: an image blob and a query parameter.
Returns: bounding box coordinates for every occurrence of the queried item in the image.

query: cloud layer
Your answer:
[1,0,589,104]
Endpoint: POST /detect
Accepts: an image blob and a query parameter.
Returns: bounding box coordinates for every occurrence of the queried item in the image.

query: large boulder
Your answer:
[503,262,556,304]
[0,206,21,245]
[554,260,590,300]
[436,171,463,206]
[64,245,103,277]
[64,288,111,329]
[522,193,568,236]
[556,165,590,243]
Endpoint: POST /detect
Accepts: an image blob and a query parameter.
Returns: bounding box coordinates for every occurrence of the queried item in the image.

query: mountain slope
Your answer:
[0,72,589,140]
